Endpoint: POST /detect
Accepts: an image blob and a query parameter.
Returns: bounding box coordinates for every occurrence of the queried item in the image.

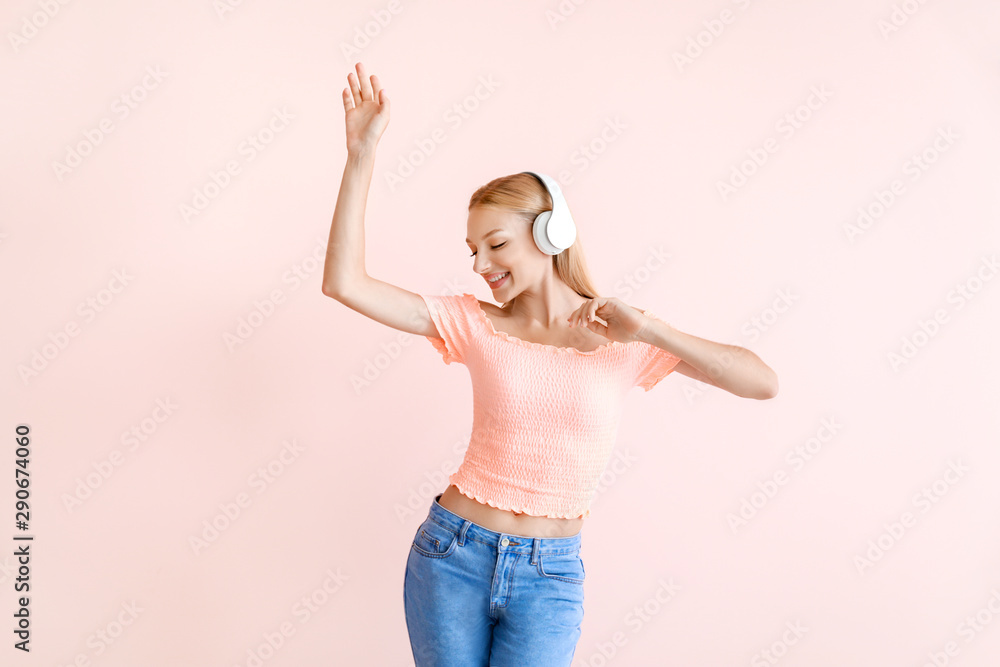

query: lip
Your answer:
[485,271,510,289]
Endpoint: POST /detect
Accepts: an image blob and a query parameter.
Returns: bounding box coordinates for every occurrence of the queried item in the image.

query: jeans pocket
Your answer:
[411,517,459,558]
[537,551,586,584]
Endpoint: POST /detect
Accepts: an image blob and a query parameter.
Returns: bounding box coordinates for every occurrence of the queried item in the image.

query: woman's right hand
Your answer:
[342,61,390,156]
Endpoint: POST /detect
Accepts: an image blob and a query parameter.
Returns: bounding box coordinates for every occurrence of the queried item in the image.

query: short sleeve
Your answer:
[631,310,681,391]
[419,293,476,365]
[633,343,682,391]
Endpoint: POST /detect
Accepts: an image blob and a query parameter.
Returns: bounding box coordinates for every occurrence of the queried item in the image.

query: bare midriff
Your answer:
[437,484,584,538]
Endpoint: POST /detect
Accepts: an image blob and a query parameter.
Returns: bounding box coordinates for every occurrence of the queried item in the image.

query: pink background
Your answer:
[4,1,1000,665]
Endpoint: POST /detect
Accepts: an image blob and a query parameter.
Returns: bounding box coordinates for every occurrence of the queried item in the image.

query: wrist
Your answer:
[635,311,670,344]
[346,147,376,164]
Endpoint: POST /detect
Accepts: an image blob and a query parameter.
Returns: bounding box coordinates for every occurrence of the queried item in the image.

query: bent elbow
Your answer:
[321,281,342,300]
[760,375,779,400]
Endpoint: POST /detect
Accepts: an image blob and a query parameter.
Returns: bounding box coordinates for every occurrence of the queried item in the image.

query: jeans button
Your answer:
[500,537,509,546]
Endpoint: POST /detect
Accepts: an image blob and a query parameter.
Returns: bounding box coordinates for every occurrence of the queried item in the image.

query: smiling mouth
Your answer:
[486,272,510,288]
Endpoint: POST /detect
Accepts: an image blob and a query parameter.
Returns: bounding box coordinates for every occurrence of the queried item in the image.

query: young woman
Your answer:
[323,62,779,667]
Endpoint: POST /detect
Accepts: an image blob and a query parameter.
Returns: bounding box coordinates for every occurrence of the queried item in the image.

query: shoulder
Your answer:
[436,293,501,328]
[427,292,477,309]
[477,298,501,316]
[445,292,487,324]
[477,298,514,330]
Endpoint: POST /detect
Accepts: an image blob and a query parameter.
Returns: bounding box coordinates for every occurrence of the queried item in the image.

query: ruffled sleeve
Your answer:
[633,310,682,391]
[419,293,476,365]
[634,344,682,391]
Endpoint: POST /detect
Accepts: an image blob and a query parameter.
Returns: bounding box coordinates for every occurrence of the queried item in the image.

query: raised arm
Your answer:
[321,62,439,340]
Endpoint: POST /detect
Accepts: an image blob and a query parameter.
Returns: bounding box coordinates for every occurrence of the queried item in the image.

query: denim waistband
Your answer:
[429,493,582,554]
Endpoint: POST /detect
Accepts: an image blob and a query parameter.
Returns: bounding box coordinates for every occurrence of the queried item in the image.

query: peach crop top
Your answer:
[419,292,681,520]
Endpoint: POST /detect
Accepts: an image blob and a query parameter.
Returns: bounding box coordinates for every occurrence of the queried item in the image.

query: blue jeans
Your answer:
[404,493,586,666]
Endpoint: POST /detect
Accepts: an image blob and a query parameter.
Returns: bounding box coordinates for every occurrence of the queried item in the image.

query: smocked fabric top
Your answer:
[420,292,681,520]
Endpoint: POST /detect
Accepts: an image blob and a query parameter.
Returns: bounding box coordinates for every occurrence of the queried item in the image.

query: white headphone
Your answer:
[521,171,577,255]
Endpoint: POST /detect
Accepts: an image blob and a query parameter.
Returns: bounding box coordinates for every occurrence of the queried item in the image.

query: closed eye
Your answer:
[469,242,506,257]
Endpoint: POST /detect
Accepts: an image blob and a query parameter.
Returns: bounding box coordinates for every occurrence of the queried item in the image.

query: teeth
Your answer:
[488,272,509,283]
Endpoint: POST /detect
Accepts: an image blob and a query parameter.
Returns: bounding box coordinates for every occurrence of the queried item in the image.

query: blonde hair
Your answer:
[468,173,600,306]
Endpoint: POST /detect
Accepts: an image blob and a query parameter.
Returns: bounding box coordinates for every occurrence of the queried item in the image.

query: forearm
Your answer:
[322,149,376,296]
[636,317,778,399]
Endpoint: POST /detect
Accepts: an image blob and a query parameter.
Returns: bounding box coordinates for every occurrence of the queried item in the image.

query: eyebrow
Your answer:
[465,228,505,243]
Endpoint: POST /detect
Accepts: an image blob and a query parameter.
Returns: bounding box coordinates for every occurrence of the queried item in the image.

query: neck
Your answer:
[505,282,585,327]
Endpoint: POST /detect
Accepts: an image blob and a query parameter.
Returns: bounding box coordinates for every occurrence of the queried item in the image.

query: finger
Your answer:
[342,87,353,112]
[348,70,362,108]
[356,62,373,100]
[370,73,382,104]
[578,300,595,327]
[567,304,581,327]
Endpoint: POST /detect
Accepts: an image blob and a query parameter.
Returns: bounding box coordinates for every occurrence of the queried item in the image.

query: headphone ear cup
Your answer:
[546,211,576,252]
[522,171,576,255]
[532,210,559,255]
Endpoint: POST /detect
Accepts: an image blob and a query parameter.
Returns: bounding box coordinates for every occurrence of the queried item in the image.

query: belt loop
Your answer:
[531,537,539,565]
[458,520,470,546]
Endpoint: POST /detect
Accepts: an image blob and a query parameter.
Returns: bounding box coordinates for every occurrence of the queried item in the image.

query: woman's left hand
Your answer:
[567,297,652,344]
